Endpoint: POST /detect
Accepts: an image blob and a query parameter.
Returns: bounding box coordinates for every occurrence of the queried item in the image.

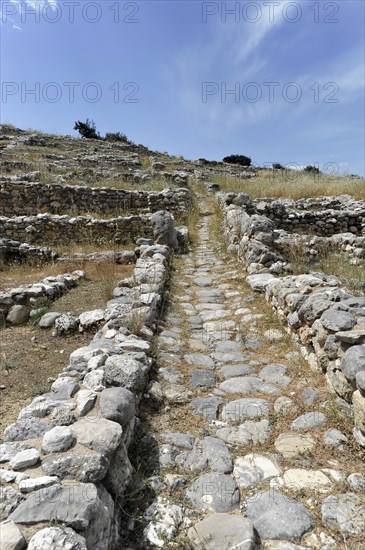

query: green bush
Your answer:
[223,154,251,167]
[104,131,130,143]
[74,119,101,140]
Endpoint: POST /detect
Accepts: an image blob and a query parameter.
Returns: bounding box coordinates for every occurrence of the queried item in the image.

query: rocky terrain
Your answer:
[0,125,364,550]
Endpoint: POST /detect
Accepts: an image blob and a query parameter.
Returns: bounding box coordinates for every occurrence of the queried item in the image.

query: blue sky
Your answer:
[1,0,364,175]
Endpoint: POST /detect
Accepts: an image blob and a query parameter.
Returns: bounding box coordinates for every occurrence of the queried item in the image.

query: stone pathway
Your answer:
[135,203,365,549]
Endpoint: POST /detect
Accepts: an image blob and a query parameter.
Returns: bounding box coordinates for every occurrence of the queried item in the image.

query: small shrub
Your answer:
[223,154,251,167]
[104,131,130,143]
[273,163,285,170]
[74,119,101,140]
[304,165,320,174]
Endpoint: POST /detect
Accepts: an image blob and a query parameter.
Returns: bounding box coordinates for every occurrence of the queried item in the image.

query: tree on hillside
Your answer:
[223,154,251,167]
[74,119,101,140]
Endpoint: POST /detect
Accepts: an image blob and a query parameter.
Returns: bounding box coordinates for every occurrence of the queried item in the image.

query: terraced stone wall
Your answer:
[0,213,154,245]
[0,181,191,217]
[0,241,174,549]
[219,193,365,448]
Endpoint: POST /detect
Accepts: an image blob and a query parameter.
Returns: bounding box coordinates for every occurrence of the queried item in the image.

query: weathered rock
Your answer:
[104,355,148,391]
[320,309,356,332]
[9,448,40,470]
[19,476,58,493]
[188,513,255,550]
[0,487,24,521]
[4,418,50,442]
[27,527,87,550]
[9,483,113,548]
[202,436,233,473]
[6,305,29,325]
[83,369,106,392]
[340,344,365,383]
[71,417,122,455]
[221,398,270,422]
[143,497,183,547]
[189,396,225,419]
[246,490,315,540]
[42,453,109,483]
[291,412,326,430]
[39,311,61,328]
[161,433,195,450]
[79,309,104,328]
[274,433,315,458]
[42,426,75,454]
[322,493,365,536]
[76,390,97,417]
[0,520,26,550]
[186,473,240,512]
[99,387,135,427]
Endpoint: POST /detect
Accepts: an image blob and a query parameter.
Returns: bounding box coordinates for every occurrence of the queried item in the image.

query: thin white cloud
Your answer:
[12,23,21,30]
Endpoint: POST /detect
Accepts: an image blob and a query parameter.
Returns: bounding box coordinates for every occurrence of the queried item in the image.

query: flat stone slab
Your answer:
[320,309,356,332]
[221,398,270,423]
[202,437,232,474]
[71,417,122,454]
[217,419,271,446]
[275,433,315,458]
[322,492,365,536]
[27,527,87,550]
[246,490,315,540]
[277,468,332,491]
[161,433,195,450]
[188,513,255,550]
[220,364,255,378]
[186,473,240,512]
[190,370,216,388]
[190,396,224,420]
[246,273,277,291]
[291,412,326,430]
[220,376,280,395]
[0,520,26,550]
[195,277,213,287]
[184,353,215,369]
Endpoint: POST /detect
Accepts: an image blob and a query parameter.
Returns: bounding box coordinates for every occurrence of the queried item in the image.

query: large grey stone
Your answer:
[39,311,61,328]
[202,437,233,473]
[9,483,113,548]
[291,412,326,430]
[190,370,216,388]
[4,418,50,442]
[42,426,75,454]
[246,490,315,540]
[246,273,276,291]
[9,448,40,470]
[322,493,365,536]
[184,353,215,369]
[190,396,224,420]
[0,520,26,550]
[161,433,195,450]
[42,453,109,483]
[104,355,148,391]
[175,451,208,473]
[340,345,365,383]
[188,513,255,550]
[220,364,254,378]
[19,476,58,493]
[79,309,104,328]
[151,210,178,247]
[221,398,269,422]
[0,487,24,521]
[6,305,29,325]
[320,309,356,332]
[186,473,240,512]
[99,387,135,427]
[27,527,87,550]
[220,376,279,395]
[71,417,122,455]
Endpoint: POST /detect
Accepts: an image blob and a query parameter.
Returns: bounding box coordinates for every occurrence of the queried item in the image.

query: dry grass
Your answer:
[213,170,365,200]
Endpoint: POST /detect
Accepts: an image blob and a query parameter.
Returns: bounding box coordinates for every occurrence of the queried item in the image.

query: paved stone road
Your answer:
[141,205,365,549]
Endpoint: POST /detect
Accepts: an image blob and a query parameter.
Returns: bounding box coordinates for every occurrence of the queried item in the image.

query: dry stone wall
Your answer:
[0,239,175,549]
[0,271,85,325]
[0,238,58,264]
[0,213,154,246]
[219,193,365,448]
[0,181,191,217]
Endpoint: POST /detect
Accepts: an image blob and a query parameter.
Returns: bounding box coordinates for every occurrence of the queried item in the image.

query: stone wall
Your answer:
[219,193,365,448]
[0,271,85,324]
[0,238,58,264]
[0,181,191,217]
[0,213,155,246]
[254,197,365,236]
[0,239,175,549]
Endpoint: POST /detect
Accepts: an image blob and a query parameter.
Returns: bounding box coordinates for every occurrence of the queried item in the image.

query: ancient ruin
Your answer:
[0,126,364,550]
